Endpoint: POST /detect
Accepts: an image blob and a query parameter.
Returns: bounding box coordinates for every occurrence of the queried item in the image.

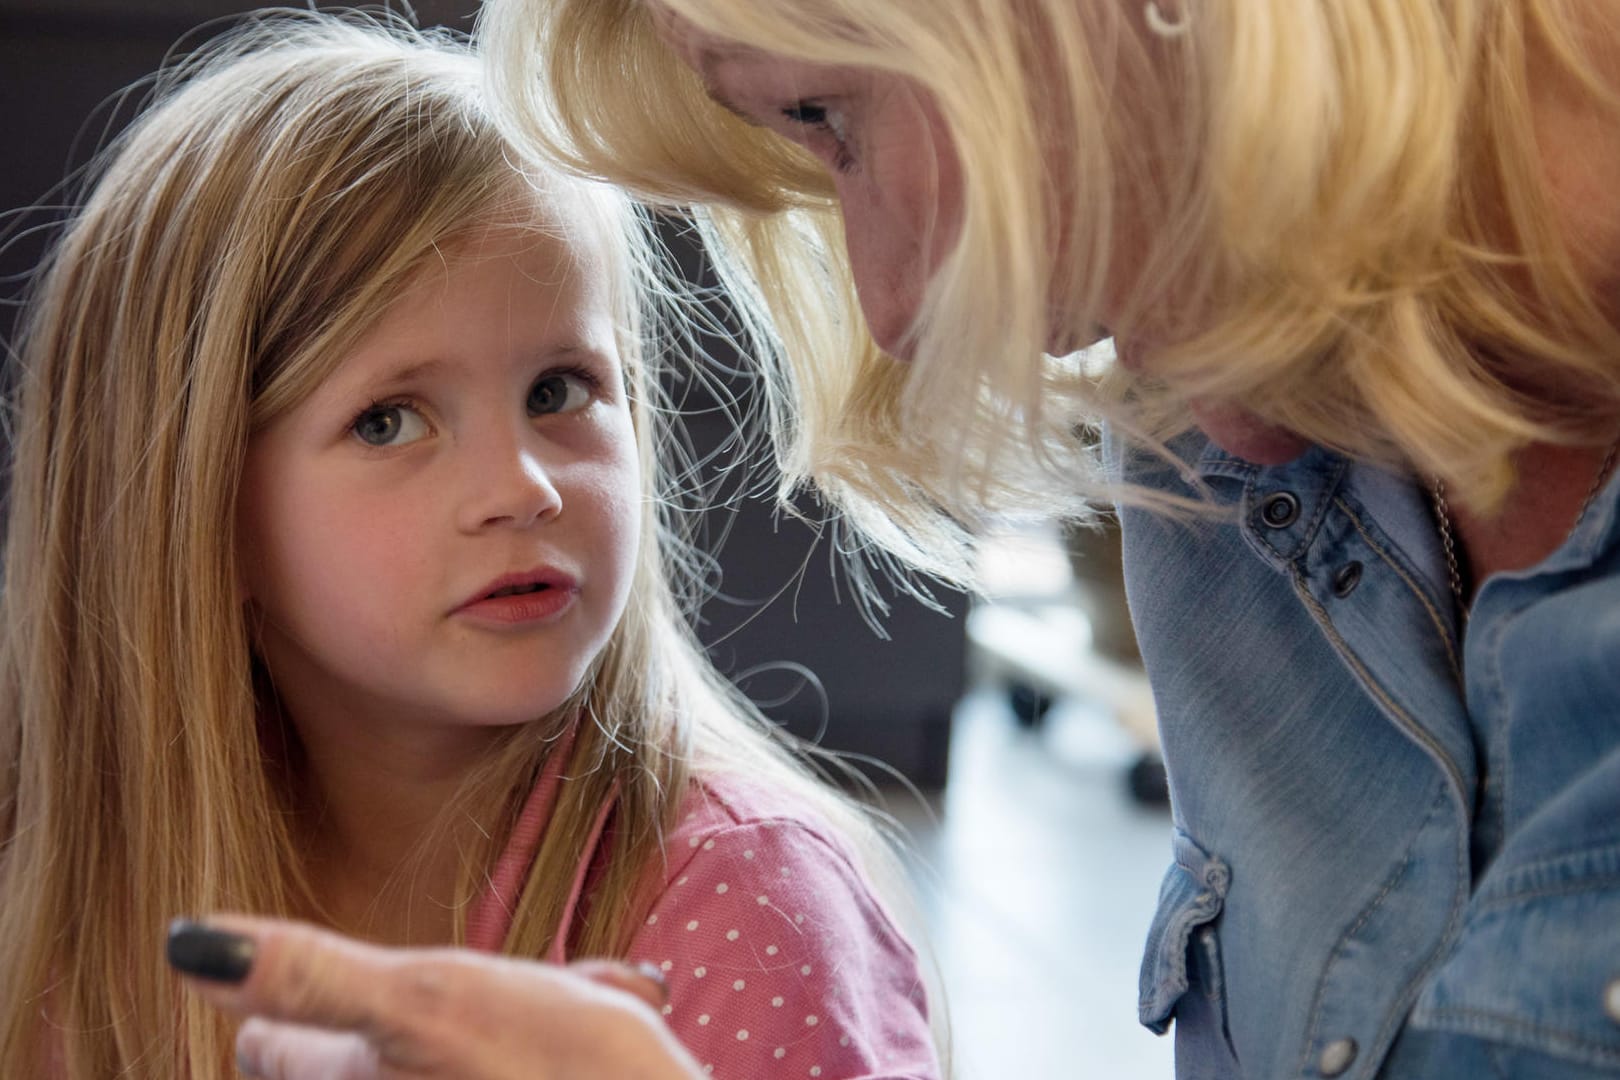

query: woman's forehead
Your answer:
[644,1,733,74]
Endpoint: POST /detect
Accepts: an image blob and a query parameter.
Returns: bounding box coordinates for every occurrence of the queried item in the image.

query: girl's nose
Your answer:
[458,438,563,532]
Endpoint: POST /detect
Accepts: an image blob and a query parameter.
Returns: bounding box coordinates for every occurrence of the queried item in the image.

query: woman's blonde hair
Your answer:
[483,0,1620,557]
[0,12,917,1077]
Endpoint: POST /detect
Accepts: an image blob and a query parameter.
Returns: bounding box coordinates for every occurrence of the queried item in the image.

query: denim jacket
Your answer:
[1117,433,1620,1079]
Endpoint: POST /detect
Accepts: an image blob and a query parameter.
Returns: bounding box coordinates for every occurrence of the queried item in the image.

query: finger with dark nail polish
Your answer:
[167,918,256,984]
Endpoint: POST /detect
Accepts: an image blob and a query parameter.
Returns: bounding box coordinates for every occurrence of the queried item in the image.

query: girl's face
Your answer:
[237,210,642,741]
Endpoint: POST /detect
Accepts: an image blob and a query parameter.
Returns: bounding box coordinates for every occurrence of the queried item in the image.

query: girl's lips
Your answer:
[454,584,579,626]
[454,568,580,625]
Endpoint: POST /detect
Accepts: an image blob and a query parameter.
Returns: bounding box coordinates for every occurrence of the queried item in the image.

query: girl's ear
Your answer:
[233,487,259,609]
[235,542,263,618]
[234,546,253,607]
[240,593,267,660]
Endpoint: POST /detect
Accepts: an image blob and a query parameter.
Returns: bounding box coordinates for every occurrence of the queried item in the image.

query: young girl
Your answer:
[0,13,938,1079]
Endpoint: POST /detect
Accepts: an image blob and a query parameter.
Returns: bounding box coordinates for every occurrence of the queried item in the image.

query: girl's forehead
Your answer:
[268,211,623,412]
[451,185,610,258]
[406,187,626,302]
[388,217,618,335]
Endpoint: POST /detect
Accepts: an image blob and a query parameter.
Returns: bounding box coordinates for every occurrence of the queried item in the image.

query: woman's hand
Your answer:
[167,916,705,1080]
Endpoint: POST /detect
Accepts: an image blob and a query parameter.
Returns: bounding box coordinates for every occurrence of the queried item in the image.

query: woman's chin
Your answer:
[1189,400,1309,465]
[1050,322,1109,358]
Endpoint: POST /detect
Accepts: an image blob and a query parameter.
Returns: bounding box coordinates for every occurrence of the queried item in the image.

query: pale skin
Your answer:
[237,210,642,948]
[179,4,1620,1077]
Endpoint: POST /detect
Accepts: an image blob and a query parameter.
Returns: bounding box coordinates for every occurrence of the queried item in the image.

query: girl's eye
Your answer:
[527,371,594,416]
[780,99,855,173]
[351,403,429,447]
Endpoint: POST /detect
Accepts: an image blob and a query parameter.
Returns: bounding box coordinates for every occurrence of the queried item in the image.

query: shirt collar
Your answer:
[1191,433,1620,581]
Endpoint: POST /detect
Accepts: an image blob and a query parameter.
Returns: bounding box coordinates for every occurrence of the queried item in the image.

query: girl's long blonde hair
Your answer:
[0,12,913,1077]
[483,0,1620,567]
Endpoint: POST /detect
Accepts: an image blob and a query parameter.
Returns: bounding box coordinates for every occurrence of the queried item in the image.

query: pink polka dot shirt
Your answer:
[466,759,939,1080]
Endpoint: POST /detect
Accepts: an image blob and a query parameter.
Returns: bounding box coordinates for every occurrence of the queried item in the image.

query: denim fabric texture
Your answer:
[1115,431,1620,1079]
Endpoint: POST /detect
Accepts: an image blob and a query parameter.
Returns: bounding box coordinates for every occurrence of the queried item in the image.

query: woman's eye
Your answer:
[782,102,830,126]
[779,99,854,172]
[351,403,429,447]
[527,372,594,416]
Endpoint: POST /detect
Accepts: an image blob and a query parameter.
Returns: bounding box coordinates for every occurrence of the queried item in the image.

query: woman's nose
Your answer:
[839,199,921,359]
[457,434,563,532]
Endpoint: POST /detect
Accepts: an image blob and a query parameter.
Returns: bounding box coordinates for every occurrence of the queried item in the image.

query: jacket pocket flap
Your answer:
[1138,829,1231,1033]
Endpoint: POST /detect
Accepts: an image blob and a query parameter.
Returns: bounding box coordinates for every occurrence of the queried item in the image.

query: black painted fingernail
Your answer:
[167,918,255,983]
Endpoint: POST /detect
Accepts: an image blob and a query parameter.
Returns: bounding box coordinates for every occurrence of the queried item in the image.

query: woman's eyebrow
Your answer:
[694,49,765,124]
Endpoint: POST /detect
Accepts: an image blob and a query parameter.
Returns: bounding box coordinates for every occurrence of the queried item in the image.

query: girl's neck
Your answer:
[284,706,515,946]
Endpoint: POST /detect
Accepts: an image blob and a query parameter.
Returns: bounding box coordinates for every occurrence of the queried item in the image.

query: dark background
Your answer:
[0,0,965,786]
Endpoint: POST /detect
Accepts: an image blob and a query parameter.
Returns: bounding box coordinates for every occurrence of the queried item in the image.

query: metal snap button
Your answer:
[1318,1037,1358,1077]
[1259,491,1300,529]
[1605,978,1620,1024]
[1332,561,1363,597]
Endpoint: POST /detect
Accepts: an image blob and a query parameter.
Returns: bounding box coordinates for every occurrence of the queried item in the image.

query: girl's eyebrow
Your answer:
[539,342,621,372]
[355,343,617,394]
[375,358,447,386]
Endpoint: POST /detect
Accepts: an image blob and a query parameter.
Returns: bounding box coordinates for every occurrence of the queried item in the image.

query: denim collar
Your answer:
[1189,438,1620,583]
[1190,441,1353,569]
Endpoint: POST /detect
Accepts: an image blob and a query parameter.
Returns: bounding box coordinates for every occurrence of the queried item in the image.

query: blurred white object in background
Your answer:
[967,519,1159,765]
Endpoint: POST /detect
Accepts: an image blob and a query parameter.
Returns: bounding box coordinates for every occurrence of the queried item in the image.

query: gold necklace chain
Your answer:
[1430,436,1620,625]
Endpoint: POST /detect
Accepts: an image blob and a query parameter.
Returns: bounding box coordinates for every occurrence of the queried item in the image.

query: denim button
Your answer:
[1319,1037,1357,1076]
[1259,492,1300,529]
[1332,561,1363,597]
[1605,978,1620,1024]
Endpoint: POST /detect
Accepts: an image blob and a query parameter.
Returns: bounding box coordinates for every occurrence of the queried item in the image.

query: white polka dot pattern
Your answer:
[621,778,938,1079]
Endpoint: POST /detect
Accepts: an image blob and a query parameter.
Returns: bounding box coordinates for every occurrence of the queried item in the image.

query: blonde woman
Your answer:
[0,12,941,1080]
[175,1,1620,1079]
